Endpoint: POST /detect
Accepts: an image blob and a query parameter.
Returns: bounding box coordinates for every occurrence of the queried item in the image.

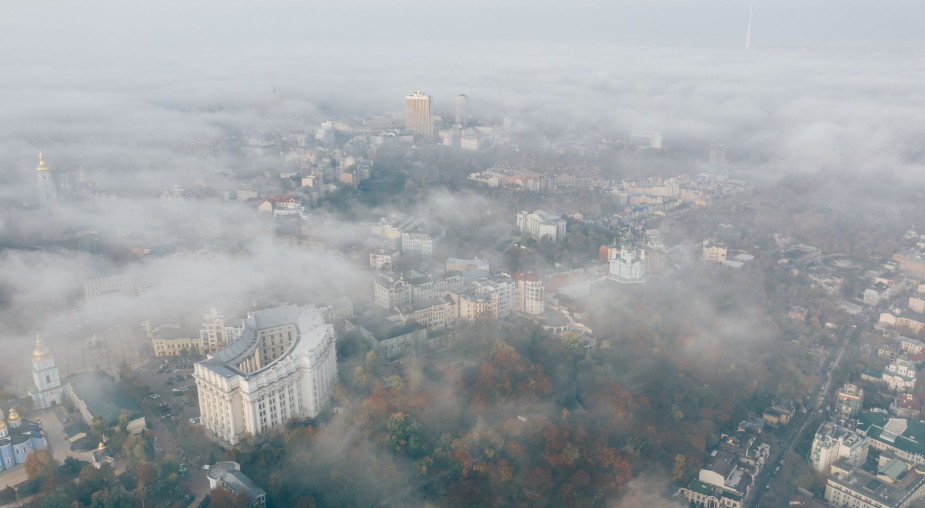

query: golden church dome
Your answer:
[33,334,51,362]
[36,153,50,173]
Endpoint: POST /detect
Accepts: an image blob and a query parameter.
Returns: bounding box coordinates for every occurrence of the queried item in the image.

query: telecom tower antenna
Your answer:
[745,1,754,49]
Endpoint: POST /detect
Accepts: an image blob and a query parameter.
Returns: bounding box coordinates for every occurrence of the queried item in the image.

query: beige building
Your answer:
[193,305,337,445]
[405,91,432,136]
[396,299,454,330]
[151,327,202,357]
[894,250,925,280]
[703,240,728,262]
[455,275,516,320]
[200,308,245,354]
[514,271,545,315]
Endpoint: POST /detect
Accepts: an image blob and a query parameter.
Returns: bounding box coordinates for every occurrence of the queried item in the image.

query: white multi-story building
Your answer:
[193,305,337,445]
[401,231,437,257]
[514,271,545,315]
[810,422,869,473]
[884,356,918,392]
[374,272,412,310]
[516,210,567,242]
[370,249,398,271]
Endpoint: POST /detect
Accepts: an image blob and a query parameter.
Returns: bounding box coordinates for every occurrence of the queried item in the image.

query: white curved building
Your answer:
[193,305,337,445]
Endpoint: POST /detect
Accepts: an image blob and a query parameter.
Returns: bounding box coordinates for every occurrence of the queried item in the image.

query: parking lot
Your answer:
[135,357,201,426]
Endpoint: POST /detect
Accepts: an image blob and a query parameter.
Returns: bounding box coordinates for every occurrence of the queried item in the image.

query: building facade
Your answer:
[207,461,267,508]
[836,384,864,419]
[810,421,869,473]
[516,210,567,243]
[200,308,245,354]
[29,335,63,410]
[0,408,47,472]
[193,305,337,445]
[609,240,646,283]
[374,272,412,310]
[152,328,203,357]
[405,91,432,136]
[455,94,468,125]
[514,271,545,315]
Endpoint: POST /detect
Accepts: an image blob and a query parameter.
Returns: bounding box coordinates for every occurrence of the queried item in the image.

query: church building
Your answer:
[29,335,63,410]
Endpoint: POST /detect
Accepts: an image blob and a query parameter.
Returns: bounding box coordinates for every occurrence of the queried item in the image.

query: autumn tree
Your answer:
[24,449,58,481]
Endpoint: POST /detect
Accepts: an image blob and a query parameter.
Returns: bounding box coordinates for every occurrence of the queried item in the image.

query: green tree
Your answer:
[387,412,422,455]
[122,432,155,465]
[90,486,132,508]
[77,464,108,505]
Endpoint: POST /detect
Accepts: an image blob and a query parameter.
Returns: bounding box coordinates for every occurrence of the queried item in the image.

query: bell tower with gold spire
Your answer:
[36,153,58,210]
[30,334,63,409]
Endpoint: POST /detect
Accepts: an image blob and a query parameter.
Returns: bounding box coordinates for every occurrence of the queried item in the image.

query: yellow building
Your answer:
[151,327,202,357]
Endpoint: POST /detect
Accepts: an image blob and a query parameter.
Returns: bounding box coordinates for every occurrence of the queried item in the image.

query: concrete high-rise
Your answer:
[455,94,469,125]
[405,91,432,136]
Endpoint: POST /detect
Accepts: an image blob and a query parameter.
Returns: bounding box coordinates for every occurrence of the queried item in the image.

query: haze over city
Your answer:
[1,1,924,507]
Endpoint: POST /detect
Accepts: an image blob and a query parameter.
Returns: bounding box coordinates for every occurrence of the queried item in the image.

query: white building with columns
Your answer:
[193,305,337,445]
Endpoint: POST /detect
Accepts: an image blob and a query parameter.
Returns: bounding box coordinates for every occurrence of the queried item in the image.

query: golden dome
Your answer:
[33,334,51,362]
[36,153,50,173]
[8,408,20,422]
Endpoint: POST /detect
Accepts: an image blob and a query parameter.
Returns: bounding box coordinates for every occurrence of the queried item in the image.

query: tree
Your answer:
[89,416,110,442]
[78,465,108,505]
[387,412,422,455]
[90,486,132,508]
[122,432,155,465]
[24,449,58,481]
[366,351,379,372]
[672,454,688,481]
[61,456,85,476]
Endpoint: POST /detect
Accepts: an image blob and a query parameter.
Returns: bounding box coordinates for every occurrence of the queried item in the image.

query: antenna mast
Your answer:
[745,1,754,49]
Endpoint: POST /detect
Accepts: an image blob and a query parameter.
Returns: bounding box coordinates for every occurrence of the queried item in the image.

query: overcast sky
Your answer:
[1,0,923,346]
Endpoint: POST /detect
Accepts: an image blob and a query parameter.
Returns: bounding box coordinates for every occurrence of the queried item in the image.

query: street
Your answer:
[748,327,851,507]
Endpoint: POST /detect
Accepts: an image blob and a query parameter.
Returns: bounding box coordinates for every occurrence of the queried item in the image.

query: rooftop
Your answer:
[828,457,925,507]
[858,412,925,458]
[67,370,143,426]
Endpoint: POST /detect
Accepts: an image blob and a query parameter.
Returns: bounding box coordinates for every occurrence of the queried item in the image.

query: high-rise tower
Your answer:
[30,334,63,409]
[455,94,469,126]
[36,153,58,210]
[405,91,432,136]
